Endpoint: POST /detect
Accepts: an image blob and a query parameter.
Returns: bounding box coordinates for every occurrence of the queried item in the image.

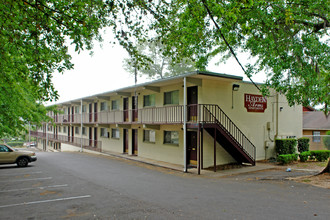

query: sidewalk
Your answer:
[101,149,278,177]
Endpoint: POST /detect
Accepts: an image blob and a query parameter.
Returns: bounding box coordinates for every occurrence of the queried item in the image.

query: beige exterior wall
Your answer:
[199,79,302,161]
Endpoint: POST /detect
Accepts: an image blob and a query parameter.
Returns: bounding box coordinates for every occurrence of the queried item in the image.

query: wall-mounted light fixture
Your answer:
[232,84,240,109]
[232,84,240,91]
[280,107,283,112]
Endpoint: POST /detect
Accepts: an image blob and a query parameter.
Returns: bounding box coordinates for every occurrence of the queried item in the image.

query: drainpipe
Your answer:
[183,77,187,172]
[80,99,83,152]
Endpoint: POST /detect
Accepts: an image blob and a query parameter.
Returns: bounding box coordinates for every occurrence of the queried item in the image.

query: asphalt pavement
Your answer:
[0,149,329,219]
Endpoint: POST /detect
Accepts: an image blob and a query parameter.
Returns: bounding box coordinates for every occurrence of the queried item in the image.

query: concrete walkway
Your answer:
[101,149,278,177]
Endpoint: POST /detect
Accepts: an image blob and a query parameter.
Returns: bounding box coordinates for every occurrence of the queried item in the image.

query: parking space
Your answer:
[0,162,92,219]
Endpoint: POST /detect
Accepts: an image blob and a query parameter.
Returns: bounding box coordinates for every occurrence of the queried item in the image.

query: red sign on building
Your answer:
[244,94,267,113]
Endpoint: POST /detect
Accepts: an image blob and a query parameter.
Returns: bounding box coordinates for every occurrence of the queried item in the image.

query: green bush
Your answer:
[310,150,330,162]
[275,139,297,155]
[323,131,330,150]
[6,141,25,147]
[277,154,298,165]
[298,137,309,153]
[299,151,311,162]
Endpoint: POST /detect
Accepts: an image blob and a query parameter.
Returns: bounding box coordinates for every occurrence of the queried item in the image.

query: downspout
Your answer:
[183,77,187,172]
[80,99,83,152]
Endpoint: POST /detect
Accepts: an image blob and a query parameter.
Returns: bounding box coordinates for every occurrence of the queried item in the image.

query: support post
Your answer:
[214,127,216,172]
[201,127,203,169]
[197,124,201,175]
[183,77,187,172]
[80,99,83,152]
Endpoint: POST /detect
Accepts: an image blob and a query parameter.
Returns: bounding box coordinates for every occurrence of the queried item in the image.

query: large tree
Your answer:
[123,41,195,79]
[114,0,329,114]
[0,0,114,137]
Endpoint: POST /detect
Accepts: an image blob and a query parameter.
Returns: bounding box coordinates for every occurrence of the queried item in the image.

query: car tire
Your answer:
[17,157,29,167]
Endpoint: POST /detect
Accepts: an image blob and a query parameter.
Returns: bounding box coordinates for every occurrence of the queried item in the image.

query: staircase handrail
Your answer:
[200,104,256,162]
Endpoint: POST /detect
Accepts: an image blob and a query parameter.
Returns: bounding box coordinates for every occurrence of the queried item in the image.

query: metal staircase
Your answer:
[200,104,256,165]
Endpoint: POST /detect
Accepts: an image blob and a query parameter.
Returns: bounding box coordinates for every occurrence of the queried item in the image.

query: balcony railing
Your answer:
[30,131,102,151]
[54,105,185,125]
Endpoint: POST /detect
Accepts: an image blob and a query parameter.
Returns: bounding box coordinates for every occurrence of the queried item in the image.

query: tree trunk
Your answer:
[320,159,330,174]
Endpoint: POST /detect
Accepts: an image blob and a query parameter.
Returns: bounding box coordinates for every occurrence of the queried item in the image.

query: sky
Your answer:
[50,33,267,105]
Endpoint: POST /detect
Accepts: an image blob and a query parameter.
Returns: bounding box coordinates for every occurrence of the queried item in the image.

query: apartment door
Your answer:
[72,106,74,122]
[132,129,138,155]
[187,131,197,166]
[123,129,129,153]
[187,86,198,121]
[68,126,70,142]
[94,103,98,122]
[71,127,74,142]
[132,96,138,122]
[89,103,93,122]
[94,127,98,147]
[123,97,129,122]
[89,127,92,146]
[68,107,71,122]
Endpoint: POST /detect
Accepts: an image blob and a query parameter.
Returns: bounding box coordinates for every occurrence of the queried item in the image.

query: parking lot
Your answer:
[1,150,329,219]
[0,163,93,219]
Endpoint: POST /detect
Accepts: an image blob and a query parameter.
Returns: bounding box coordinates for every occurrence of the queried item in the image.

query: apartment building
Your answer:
[31,71,302,172]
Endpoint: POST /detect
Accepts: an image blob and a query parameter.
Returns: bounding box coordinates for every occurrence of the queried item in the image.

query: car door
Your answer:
[0,145,16,163]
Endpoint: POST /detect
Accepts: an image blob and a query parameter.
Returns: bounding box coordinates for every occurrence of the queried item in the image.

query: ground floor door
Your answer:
[132,129,138,155]
[89,127,92,146]
[94,127,97,147]
[187,131,197,166]
[123,129,129,153]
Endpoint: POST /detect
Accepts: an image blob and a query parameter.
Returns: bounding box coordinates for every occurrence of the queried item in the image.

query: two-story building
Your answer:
[32,71,302,172]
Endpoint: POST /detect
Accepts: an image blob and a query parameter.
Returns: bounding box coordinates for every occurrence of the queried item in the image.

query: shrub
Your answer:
[277,154,298,165]
[323,131,330,150]
[298,137,309,153]
[6,141,25,147]
[299,151,311,162]
[275,139,297,155]
[310,150,330,162]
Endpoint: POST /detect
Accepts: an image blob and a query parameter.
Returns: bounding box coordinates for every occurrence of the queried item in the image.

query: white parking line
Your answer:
[0,195,92,208]
[0,177,52,183]
[0,171,43,176]
[0,184,68,193]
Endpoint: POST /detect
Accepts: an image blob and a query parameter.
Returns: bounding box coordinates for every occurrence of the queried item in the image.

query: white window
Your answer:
[100,102,108,111]
[111,128,120,139]
[75,127,79,135]
[144,94,155,107]
[164,131,179,145]
[144,130,156,143]
[82,105,87,113]
[164,90,179,105]
[63,126,67,133]
[74,106,80,113]
[82,127,86,135]
[111,100,119,110]
[312,131,321,142]
[58,126,62,132]
[101,128,108,137]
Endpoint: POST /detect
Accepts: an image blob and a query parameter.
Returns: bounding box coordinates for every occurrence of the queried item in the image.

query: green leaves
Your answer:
[116,0,329,114]
[0,0,114,137]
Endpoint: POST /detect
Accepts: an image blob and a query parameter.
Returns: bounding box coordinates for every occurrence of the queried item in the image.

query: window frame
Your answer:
[164,130,179,145]
[100,102,108,111]
[143,94,156,107]
[143,130,156,143]
[111,100,119,110]
[164,90,179,105]
[101,128,108,138]
[312,131,321,142]
[111,128,120,139]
